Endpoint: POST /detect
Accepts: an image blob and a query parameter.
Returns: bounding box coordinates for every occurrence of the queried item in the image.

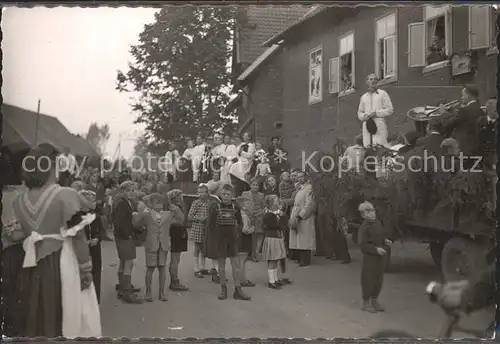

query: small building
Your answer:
[2,103,99,184]
[260,5,497,167]
[230,6,312,146]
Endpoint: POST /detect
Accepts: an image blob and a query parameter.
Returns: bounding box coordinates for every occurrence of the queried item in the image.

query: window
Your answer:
[408,5,452,68]
[328,57,340,94]
[469,6,492,50]
[339,32,355,93]
[308,46,323,104]
[375,14,397,79]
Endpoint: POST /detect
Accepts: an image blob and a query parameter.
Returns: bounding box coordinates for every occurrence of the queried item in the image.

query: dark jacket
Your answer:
[477,116,497,156]
[84,212,103,243]
[416,132,445,157]
[445,101,485,155]
[358,219,391,256]
[113,198,134,240]
[262,212,282,238]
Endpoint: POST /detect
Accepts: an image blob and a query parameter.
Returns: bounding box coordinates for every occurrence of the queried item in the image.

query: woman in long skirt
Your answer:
[12,144,100,337]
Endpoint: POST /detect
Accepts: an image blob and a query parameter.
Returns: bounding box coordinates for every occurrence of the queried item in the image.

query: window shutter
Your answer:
[469,6,491,50]
[328,57,340,94]
[408,22,425,67]
[384,35,396,77]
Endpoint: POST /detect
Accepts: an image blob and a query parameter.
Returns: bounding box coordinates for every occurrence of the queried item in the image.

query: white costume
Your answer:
[192,144,205,182]
[229,142,255,182]
[221,144,238,183]
[357,89,394,148]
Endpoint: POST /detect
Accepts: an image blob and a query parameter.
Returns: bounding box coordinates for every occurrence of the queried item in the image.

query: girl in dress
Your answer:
[262,195,290,289]
[166,189,189,291]
[205,183,251,300]
[134,193,174,302]
[78,190,103,304]
[188,184,210,278]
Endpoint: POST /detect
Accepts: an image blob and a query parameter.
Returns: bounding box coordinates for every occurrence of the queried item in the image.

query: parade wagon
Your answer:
[313,107,495,281]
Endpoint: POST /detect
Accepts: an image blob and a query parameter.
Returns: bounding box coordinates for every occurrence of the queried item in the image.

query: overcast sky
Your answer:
[3,7,159,158]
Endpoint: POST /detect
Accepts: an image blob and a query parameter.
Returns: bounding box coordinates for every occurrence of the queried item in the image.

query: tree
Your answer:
[116,7,236,149]
[86,122,110,155]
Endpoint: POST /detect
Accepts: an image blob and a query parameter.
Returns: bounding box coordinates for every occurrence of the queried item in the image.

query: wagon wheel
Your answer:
[441,237,487,281]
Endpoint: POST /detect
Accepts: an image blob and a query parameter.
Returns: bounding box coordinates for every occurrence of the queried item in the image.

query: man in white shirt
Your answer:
[357,73,394,148]
[192,135,205,183]
[163,141,180,183]
[57,146,76,186]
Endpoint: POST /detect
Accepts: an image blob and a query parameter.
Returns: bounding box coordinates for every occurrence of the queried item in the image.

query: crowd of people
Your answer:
[2,73,497,338]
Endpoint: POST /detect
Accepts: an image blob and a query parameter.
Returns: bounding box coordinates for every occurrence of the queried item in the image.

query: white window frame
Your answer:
[339,31,355,95]
[328,57,340,94]
[424,5,453,66]
[468,6,492,50]
[308,45,323,105]
[375,13,397,80]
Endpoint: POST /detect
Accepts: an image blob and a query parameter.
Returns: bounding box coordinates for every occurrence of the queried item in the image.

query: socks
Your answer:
[273,269,279,282]
[200,257,206,270]
[194,257,200,272]
[268,269,275,283]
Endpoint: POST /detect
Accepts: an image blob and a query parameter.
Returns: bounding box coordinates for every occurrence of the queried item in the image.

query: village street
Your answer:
[99,238,494,339]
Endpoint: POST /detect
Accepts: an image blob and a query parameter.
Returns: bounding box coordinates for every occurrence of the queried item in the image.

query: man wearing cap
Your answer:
[444,84,485,158]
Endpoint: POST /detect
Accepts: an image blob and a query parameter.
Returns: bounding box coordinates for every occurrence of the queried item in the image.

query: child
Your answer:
[358,201,392,313]
[262,195,289,289]
[255,156,271,178]
[79,190,103,303]
[206,183,251,300]
[254,141,267,162]
[134,193,173,302]
[206,170,222,197]
[188,184,210,278]
[279,172,294,202]
[235,196,255,287]
[166,189,189,291]
[241,178,265,262]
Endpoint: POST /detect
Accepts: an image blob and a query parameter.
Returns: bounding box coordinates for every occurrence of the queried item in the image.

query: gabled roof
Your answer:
[236,6,312,66]
[263,5,330,47]
[237,44,281,83]
[2,103,99,157]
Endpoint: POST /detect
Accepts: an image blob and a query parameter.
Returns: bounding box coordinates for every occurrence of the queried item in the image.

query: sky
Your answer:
[3,7,159,158]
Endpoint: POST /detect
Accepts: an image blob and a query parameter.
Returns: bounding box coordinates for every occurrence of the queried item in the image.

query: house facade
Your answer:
[231,6,311,145]
[263,5,498,167]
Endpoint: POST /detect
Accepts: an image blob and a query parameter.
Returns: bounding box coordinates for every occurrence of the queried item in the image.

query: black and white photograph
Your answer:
[1,3,498,340]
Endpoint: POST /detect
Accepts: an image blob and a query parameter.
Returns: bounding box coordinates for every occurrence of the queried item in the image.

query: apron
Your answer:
[23,213,102,338]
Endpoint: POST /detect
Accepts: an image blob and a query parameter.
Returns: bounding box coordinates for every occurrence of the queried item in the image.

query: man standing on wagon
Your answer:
[357,73,394,148]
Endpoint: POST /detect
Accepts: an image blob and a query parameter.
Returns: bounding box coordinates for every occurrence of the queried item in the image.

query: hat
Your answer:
[119,180,137,191]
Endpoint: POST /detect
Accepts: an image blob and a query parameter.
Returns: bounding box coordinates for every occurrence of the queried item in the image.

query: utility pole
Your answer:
[34,99,41,146]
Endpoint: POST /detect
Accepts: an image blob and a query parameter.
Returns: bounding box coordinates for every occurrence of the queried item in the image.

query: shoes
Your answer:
[159,291,168,302]
[361,300,377,313]
[241,280,256,287]
[144,292,153,302]
[200,269,210,275]
[121,291,143,304]
[371,299,385,312]
[268,282,281,289]
[208,268,218,276]
[194,271,204,278]
[169,280,189,291]
[279,278,292,285]
[340,260,352,264]
[233,286,251,300]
